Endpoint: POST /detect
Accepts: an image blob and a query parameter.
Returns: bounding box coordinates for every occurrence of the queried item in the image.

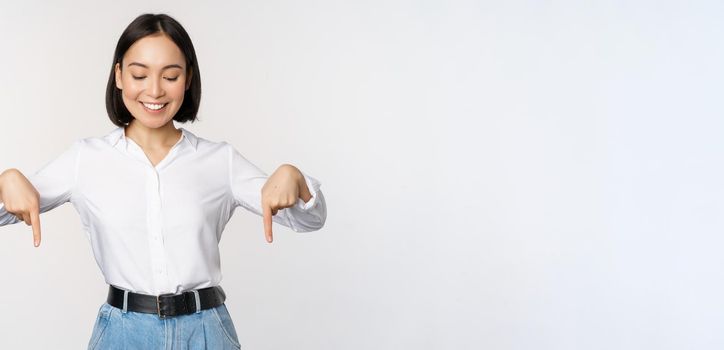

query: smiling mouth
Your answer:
[140,102,168,112]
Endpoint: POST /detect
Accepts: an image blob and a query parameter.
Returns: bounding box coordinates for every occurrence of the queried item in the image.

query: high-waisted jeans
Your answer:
[87,301,242,349]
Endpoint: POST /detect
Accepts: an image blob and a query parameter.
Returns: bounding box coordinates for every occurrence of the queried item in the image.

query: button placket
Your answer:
[147,167,168,291]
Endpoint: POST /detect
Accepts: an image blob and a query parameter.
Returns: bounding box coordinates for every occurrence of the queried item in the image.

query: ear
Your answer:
[185,69,193,91]
[114,63,123,90]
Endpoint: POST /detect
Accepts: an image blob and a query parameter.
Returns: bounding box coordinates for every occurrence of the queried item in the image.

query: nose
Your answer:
[147,76,165,98]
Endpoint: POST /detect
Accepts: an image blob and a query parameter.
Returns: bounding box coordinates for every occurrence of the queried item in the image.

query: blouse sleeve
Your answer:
[227,143,327,233]
[0,139,83,226]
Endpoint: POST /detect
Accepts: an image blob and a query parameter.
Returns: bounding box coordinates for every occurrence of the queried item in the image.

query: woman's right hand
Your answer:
[0,169,42,247]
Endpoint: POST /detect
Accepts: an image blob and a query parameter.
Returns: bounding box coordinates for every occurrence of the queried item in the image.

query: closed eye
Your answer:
[131,76,179,81]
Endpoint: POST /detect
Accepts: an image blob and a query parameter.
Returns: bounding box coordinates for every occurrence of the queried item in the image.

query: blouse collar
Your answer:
[106,126,198,152]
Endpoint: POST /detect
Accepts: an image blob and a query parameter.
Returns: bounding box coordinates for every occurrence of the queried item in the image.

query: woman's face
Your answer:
[115,33,191,129]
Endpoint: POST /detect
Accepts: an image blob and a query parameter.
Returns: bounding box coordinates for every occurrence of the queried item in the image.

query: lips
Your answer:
[140,101,168,112]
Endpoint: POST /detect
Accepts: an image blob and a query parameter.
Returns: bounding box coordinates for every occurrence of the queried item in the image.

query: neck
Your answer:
[124,120,181,150]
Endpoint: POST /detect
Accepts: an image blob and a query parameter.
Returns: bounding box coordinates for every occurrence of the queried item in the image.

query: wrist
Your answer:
[295,171,312,203]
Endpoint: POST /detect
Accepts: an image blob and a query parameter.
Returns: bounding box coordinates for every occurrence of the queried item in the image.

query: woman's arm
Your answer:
[0,140,83,247]
[261,163,315,243]
[227,143,327,242]
[0,168,42,246]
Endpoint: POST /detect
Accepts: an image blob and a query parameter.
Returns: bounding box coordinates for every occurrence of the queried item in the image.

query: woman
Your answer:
[0,13,327,349]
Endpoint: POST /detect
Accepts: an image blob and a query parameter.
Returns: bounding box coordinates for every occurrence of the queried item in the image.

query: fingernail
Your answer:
[34,240,39,247]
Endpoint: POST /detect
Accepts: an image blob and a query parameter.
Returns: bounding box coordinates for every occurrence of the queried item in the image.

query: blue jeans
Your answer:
[87,301,242,349]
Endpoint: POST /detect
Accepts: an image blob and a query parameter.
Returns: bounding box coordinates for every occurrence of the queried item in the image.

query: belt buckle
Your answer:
[156,293,176,319]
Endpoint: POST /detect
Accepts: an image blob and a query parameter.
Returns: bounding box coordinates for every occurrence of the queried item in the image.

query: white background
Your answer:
[1,0,722,349]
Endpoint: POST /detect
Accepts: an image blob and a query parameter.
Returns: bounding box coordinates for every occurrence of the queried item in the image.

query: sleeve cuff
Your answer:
[295,171,322,211]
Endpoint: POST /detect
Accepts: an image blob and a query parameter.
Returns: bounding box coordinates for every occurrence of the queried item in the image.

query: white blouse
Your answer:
[0,126,327,295]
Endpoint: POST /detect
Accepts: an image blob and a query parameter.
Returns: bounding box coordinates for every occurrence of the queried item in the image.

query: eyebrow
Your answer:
[127,62,183,70]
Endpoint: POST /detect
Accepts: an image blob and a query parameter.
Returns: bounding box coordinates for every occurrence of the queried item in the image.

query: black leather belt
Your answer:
[106,284,226,319]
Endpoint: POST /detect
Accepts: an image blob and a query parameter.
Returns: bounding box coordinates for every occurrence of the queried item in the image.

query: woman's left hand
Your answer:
[261,164,312,243]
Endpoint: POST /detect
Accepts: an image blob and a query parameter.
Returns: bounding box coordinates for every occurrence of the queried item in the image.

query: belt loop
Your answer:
[122,290,129,314]
[192,290,201,313]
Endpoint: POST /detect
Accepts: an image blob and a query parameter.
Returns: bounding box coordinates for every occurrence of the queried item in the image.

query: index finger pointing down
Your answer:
[263,203,273,243]
[30,209,41,247]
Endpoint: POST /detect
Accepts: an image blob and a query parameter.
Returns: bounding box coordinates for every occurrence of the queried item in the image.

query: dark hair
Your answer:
[105,13,201,126]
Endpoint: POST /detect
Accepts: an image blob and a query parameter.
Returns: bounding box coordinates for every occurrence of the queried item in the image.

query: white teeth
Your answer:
[143,102,166,110]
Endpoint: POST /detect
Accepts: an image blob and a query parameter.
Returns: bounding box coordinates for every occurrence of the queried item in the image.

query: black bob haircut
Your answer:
[106,13,201,126]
